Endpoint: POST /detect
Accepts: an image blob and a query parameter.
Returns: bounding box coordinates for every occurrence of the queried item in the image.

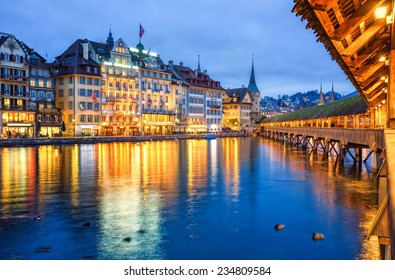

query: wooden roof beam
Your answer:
[355,61,385,81]
[361,69,387,89]
[364,80,385,96]
[341,20,386,57]
[366,88,386,106]
[309,0,338,11]
[351,38,389,69]
[369,92,386,107]
[330,0,387,41]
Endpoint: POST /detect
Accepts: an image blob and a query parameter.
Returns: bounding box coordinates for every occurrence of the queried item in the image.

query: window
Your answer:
[30,91,36,98]
[30,79,35,86]
[94,103,99,111]
[108,68,114,74]
[79,77,85,84]
[31,69,37,75]
[94,67,98,74]
[68,101,73,109]
[79,102,86,110]
[94,78,99,86]
[86,66,91,73]
[59,89,64,97]
[80,115,86,122]
[94,90,100,98]
[38,80,44,87]
[47,81,52,88]
[68,89,73,96]
[87,115,93,122]
[59,78,64,85]
[59,102,64,109]
[68,114,73,122]
[87,78,92,85]
[79,89,86,96]
[69,77,73,84]
[87,102,93,110]
[87,89,92,97]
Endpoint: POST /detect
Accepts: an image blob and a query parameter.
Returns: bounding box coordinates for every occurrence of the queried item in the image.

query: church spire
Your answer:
[318,80,324,106]
[106,25,114,46]
[247,54,260,93]
[197,54,201,73]
[330,81,335,103]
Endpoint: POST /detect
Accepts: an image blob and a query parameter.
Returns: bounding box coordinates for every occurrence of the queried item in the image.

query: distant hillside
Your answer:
[341,91,358,99]
[261,90,357,114]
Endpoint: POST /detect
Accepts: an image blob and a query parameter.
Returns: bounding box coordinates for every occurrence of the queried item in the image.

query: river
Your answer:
[0,137,380,259]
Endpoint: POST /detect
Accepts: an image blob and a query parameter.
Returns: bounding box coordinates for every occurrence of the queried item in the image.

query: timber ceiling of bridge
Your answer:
[292,0,392,108]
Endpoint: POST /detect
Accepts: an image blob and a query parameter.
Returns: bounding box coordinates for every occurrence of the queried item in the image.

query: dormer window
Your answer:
[86,66,91,73]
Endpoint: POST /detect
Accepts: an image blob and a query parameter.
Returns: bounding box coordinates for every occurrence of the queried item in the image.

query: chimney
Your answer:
[82,41,89,60]
[168,60,173,70]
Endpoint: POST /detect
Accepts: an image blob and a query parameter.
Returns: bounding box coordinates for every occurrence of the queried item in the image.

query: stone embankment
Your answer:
[0,133,249,147]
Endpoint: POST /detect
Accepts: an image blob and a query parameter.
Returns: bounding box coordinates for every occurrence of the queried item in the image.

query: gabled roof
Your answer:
[52,39,101,76]
[224,87,253,105]
[257,95,368,124]
[170,63,223,90]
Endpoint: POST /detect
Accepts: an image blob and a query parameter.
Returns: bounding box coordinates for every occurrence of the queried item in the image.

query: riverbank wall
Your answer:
[0,133,250,147]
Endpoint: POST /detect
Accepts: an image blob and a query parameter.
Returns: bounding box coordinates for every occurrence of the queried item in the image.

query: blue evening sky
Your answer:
[0,0,357,97]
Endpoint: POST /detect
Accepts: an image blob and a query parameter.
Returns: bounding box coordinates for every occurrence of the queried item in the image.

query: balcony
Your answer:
[142,108,175,115]
[0,91,29,98]
[38,120,63,126]
[1,105,36,111]
[208,104,221,109]
[38,108,62,114]
[0,75,27,83]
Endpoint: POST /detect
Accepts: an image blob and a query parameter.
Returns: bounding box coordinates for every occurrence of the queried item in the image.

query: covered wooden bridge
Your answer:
[259,0,395,259]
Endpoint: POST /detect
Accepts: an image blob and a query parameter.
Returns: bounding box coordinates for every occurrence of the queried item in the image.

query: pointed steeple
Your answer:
[318,80,324,106]
[330,81,335,103]
[247,54,260,93]
[106,26,114,46]
[197,54,201,73]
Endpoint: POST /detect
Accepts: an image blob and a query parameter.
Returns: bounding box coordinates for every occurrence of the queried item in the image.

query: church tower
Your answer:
[330,81,335,103]
[318,80,324,106]
[247,55,261,117]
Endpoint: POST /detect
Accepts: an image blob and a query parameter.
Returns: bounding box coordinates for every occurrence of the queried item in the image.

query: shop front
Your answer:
[186,124,207,134]
[1,112,35,138]
[142,113,175,135]
[3,123,34,138]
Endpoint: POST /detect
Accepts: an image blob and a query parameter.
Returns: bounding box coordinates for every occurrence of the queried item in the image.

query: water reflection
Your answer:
[0,138,380,260]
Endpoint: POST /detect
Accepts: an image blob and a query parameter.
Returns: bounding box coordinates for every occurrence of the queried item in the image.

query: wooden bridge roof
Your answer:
[257,95,368,124]
[292,0,392,108]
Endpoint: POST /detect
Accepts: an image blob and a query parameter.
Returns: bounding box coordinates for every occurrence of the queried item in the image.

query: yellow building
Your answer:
[53,39,102,136]
[223,87,253,132]
[94,34,140,136]
[131,42,175,135]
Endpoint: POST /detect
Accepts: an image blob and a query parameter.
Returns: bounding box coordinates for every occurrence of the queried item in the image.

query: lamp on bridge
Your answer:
[375,7,387,19]
[375,6,394,24]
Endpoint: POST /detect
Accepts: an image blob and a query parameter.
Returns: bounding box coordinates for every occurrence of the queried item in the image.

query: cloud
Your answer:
[0,0,356,97]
